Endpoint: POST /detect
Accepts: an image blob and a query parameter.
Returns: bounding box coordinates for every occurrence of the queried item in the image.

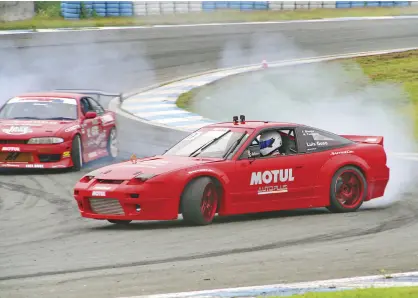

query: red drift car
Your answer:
[0,90,119,170]
[73,115,390,226]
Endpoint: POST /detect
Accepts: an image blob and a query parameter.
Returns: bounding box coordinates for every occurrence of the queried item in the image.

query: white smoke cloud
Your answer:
[194,33,417,208]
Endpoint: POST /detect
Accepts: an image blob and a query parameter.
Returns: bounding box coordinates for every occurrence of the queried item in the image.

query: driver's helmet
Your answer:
[259,130,282,156]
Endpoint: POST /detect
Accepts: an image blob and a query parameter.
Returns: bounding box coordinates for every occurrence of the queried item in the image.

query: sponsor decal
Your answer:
[92,191,106,196]
[0,163,21,168]
[258,185,288,195]
[101,114,114,124]
[26,164,44,168]
[365,137,378,142]
[302,130,315,136]
[87,126,100,137]
[94,186,112,190]
[307,141,328,147]
[2,126,32,135]
[2,147,20,152]
[330,150,354,156]
[62,151,71,158]
[184,131,202,141]
[250,168,294,185]
[88,151,98,158]
[52,165,66,168]
[65,125,80,132]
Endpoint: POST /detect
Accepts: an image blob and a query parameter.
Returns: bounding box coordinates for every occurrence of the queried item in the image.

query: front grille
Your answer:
[38,154,61,162]
[0,152,33,162]
[89,198,125,215]
[0,139,28,144]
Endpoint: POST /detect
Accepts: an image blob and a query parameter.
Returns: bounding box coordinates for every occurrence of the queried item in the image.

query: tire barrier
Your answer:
[60,1,134,19]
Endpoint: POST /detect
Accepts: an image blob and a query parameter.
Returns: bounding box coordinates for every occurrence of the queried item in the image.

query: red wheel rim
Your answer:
[200,183,218,222]
[334,170,364,208]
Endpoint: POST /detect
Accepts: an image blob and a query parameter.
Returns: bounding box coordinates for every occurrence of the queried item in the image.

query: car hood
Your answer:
[0,119,76,138]
[88,155,222,180]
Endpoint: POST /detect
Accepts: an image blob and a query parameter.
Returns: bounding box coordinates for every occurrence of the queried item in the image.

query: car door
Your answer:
[230,127,317,213]
[79,97,100,157]
[86,97,106,152]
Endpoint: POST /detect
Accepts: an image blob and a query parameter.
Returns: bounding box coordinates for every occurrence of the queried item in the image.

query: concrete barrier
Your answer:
[0,1,35,22]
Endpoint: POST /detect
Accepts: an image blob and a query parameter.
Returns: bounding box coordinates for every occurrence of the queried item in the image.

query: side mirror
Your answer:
[85,111,97,119]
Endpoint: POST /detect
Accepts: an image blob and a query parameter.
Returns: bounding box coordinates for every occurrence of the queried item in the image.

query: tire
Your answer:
[107,220,132,225]
[71,135,83,171]
[181,177,219,225]
[107,127,118,159]
[327,166,367,213]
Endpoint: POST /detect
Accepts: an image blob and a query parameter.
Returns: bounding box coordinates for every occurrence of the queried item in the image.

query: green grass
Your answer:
[177,89,198,111]
[263,286,418,297]
[2,6,418,30]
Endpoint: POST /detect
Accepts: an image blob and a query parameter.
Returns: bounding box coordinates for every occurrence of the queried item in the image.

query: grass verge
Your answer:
[2,6,418,30]
[263,286,418,297]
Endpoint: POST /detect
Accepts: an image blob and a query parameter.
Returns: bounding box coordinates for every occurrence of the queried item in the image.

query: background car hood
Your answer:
[89,155,222,180]
[0,119,75,138]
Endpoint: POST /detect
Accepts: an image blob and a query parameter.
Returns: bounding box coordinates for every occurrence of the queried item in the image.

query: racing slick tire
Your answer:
[181,176,219,226]
[71,135,83,171]
[107,220,132,225]
[327,166,367,213]
[107,127,118,159]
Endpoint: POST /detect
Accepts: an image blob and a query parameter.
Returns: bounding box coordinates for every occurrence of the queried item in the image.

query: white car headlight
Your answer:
[27,137,64,144]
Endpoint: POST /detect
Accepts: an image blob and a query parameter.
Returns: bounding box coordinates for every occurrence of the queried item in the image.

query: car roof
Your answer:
[206,120,303,129]
[14,92,84,100]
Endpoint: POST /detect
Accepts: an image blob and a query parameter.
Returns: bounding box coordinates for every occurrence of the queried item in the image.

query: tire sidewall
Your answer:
[71,135,83,171]
[329,166,367,212]
[107,127,118,159]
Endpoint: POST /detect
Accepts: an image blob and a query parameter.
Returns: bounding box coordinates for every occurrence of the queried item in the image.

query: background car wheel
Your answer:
[181,177,219,226]
[327,166,367,213]
[107,127,118,159]
[107,220,132,225]
[71,135,83,171]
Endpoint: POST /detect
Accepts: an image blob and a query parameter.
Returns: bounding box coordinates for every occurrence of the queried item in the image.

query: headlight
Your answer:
[27,137,64,144]
[135,173,158,181]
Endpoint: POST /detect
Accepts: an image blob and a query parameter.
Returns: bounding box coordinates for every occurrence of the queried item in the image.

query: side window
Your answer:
[87,97,105,115]
[80,98,93,115]
[300,127,353,153]
[240,128,299,159]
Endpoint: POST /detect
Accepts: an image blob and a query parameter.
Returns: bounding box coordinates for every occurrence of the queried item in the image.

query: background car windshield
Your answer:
[164,128,246,158]
[0,97,78,120]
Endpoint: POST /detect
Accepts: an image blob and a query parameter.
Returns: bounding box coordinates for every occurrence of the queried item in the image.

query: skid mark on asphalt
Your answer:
[1,198,416,282]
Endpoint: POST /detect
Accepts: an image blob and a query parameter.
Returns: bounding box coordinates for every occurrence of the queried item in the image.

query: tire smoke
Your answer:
[194,34,417,208]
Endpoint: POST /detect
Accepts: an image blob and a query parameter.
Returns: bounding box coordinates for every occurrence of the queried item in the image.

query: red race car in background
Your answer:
[0,89,120,170]
[73,115,390,226]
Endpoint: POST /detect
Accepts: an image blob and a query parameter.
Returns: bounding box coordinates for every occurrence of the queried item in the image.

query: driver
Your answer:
[259,131,283,156]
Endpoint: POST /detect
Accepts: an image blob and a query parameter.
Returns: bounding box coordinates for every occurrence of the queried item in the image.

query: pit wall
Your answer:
[59,1,415,19]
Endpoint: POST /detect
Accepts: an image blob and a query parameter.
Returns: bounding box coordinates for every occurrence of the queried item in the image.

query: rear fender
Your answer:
[314,154,371,204]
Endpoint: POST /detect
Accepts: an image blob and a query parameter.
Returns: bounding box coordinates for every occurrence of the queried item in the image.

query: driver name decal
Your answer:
[250,169,294,185]
[2,126,33,135]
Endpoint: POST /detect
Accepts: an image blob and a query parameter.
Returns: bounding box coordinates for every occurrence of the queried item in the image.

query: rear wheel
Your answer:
[327,166,367,213]
[107,219,132,225]
[181,177,219,225]
[71,135,83,171]
[107,127,118,159]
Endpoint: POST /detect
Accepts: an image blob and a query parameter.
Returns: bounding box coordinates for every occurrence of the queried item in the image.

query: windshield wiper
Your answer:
[12,117,41,119]
[189,129,231,158]
[43,117,75,120]
[223,131,247,159]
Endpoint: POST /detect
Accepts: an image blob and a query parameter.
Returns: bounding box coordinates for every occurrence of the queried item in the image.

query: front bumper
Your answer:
[73,179,179,221]
[0,141,73,169]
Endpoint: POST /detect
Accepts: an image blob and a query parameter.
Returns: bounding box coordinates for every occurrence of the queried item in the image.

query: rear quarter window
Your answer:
[300,127,353,153]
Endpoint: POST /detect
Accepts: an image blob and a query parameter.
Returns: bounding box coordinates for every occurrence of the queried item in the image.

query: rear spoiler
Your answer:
[340,135,384,146]
[54,89,123,102]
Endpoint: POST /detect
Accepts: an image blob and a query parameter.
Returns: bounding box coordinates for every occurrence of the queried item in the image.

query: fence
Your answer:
[60,1,414,19]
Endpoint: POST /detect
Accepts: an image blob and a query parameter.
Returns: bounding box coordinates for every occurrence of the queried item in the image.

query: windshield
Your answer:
[164,127,248,158]
[0,97,78,120]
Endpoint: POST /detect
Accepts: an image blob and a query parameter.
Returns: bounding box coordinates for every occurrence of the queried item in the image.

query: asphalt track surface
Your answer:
[1,19,418,298]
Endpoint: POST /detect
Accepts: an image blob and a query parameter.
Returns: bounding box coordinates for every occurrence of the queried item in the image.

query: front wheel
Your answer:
[327,166,367,213]
[181,177,219,225]
[71,135,83,171]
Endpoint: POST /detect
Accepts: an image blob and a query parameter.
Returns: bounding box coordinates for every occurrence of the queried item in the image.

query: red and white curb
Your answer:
[118,271,418,298]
